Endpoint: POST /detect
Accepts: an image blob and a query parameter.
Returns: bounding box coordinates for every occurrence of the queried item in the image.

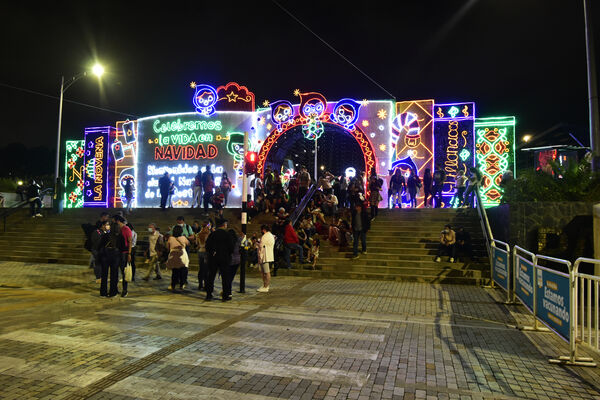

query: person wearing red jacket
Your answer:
[283,219,305,269]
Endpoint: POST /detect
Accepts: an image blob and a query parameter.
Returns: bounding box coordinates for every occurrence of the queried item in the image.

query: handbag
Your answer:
[124,262,133,282]
[166,238,186,269]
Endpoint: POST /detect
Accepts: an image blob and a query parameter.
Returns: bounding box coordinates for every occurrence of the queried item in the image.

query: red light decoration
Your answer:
[215,82,255,112]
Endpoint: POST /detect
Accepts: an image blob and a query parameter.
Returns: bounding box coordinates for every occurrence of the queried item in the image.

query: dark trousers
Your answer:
[130,249,136,281]
[29,198,42,216]
[119,252,128,293]
[198,252,207,289]
[370,205,378,219]
[206,259,230,298]
[424,189,432,207]
[352,230,367,256]
[438,243,456,258]
[408,190,417,208]
[203,192,213,212]
[433,187,443,208]
[171,268,183,288]
[339,190,347,208]
[160,190,168,209]
[456,243,472,258]
[455,187,466,206]
[101,249,120,296]
[298,186,308,201]
[228,263,239,296]
[284,242,304,267]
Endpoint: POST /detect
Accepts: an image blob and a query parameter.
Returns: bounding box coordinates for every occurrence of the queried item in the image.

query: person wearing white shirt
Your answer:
[257,224,275,292]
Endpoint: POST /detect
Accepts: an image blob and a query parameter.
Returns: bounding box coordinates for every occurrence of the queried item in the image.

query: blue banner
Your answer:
[536,269,570,341]
[515,257,534,311]
[492,247,509,291]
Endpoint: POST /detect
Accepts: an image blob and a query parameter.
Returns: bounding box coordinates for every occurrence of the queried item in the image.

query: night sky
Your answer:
[1,0,598,153]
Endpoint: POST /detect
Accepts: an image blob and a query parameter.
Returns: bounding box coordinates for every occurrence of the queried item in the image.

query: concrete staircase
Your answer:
[278,208,491,284]
[0,207,490,285]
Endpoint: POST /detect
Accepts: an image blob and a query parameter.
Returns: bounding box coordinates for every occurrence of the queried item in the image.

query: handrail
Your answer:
[1,188,53,232]
[474,183,494,258]
[290,184,317,226]
[573,258,600,356]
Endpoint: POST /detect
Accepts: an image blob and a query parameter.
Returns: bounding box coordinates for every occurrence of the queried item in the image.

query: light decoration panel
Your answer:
[83,126,114,207]
[112,120,138,208]
[474,116,516,207]
[64,140,85,208]
[433,102,476,207]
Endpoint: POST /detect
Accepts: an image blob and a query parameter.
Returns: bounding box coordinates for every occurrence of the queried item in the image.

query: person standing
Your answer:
[338,175,348,209]
[99,220,120,297]
[158,172,171,210]
[454,170,468,207]
[388,169,405,209]
[114,215,132,297]
[257,225,275,293]
[463,167,482,208]
[27,179,43,218]
[167,225,190,291]
[406,171,421,209]
[126,223,138,281]
[195,221,210,290]
[191,171,202,208]
[202,166,215,214]
[143,223,163,281]
[432,169,446,208]
[368,173,382,219]
[220,171,232,207]
[351,202,370,259]
[226,228,244,300]
[90,221,105,284]
[423,169,433,208]
[283,219,304,269]
[297,166,311,200]
[435,224,456,263]
[124,178,134,214]
[205,219,234,301]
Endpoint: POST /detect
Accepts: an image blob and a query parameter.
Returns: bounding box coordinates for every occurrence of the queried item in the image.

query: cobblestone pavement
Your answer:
[0,261,599,400]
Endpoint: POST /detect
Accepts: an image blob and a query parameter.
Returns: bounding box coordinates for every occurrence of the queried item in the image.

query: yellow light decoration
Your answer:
[293,89,300,96]
[259,117,266,126]
[148,139,153,144]
[190,81,197,88]
[361,120,369,127]
[377,109,387,119]
[267,123,272,130]
[226,91,239,102]
[263,100,270,107]
[362,99,369,106]
[379,144,386,151]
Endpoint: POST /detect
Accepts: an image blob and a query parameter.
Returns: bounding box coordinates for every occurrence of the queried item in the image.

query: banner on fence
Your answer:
[515,257,535,311]
[492,247,509,290]
[535,269,571,340]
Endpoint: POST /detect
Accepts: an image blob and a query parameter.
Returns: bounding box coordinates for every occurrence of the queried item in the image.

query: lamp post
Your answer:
[54,63,104,183]
[583,0,599,169]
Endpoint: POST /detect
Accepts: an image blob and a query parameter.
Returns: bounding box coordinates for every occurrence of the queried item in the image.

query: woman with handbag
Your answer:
[166,225,190,292]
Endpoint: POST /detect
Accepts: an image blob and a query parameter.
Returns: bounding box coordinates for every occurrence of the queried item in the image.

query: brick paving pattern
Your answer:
[0,261,599,399]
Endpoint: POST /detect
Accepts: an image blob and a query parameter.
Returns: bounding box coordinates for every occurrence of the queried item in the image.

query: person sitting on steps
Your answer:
[435,224,456,263]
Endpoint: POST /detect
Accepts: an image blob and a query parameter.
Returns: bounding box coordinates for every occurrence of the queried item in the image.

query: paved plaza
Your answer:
[0,261,599,400]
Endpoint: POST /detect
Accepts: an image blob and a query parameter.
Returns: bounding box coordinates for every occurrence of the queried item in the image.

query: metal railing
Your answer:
[0,188,53,232]
[290,184,317,226]
[574,258,600,356]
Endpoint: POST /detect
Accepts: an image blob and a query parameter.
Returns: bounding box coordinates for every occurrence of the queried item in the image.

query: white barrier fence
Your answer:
[487,242,598,366]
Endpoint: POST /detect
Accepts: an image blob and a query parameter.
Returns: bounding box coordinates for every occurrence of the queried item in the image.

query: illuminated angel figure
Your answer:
[331,98,361,129]
[299,92,327,119]
[270,100,294,131]
[192,84,218,117]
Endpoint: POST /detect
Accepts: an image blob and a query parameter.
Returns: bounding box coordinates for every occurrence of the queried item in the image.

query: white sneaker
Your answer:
[35,213,43,217]
[449,258,455,263]
[256,286,264,292]
[257,287,269,293]
[434,257,441,263]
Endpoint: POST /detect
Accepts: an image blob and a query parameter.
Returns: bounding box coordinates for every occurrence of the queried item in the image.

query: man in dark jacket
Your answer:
[205,218,234,301]
[27,179,43,217]
[351,203,371,259]
[158,172,171,210]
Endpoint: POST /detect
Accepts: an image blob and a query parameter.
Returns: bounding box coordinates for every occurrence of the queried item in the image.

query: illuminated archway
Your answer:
[257,113,377,177]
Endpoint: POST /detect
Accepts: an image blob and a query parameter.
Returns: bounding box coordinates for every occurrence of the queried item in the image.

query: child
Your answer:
[211,187,225,210]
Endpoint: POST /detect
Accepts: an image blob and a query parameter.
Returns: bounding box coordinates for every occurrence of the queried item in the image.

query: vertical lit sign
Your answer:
[434,102,475,205]
[113,120,138,208]
[63,140,85,208]
[83,126,113,207]
[474,116,516,207]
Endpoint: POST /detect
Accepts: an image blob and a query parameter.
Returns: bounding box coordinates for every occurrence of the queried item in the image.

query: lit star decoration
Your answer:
[190,81,197,89]
[226,91,239,102]
[262,100,270,107]
[293,89,300,96]
[267,123,272,130]
[379,144,387,151]
[361,120,369,127]
[259,117,266,126]
[377,109,387,119]
[362,99,369,106]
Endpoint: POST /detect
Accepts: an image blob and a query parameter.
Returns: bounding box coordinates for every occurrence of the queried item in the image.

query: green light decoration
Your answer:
[63,140,85,208]
[459,149,470,161]
[474,116,516,208]
[448,106,460,118]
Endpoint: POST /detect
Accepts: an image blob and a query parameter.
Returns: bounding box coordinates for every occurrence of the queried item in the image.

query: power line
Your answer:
[0,82,138,118]
[271,0,396,100]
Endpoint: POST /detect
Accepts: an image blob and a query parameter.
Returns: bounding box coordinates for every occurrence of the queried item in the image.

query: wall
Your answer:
[487,202,595,261]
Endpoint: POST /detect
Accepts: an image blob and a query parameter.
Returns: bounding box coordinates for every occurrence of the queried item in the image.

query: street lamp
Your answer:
[54,62,104,185]
[522,134,532,143]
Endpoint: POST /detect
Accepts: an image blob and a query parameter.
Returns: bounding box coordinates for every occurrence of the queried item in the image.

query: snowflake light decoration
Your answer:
[377,109,387,119]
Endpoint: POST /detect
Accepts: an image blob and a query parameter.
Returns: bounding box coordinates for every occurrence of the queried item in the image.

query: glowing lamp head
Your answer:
[17,180,23,186]
[522,134,532,143]
[92,63,104,77]
[249,153,256,162]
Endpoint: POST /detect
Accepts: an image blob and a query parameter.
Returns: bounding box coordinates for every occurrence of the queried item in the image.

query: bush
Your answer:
[501,156,600,203]
[0,178,17,193]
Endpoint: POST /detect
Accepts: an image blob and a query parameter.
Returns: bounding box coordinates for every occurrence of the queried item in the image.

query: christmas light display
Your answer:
[192,83,218,117]
[63,140,85,208]
[331,98,361,130]
[113,120,138,207]
[83,126,114,207]
[434,102,475,206]
[475,116,516,207]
